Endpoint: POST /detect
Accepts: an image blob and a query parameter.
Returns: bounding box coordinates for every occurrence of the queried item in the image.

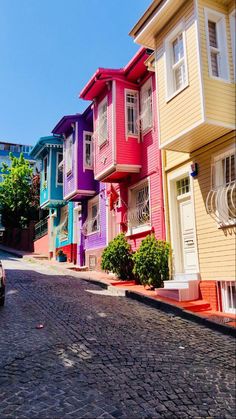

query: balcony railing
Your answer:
[82,213,100,236]
[34,218,48,240]
[125,202,150,229]
[206,181,236,227]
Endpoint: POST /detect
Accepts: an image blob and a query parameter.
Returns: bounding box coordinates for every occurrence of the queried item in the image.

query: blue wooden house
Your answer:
[30,136,75,261]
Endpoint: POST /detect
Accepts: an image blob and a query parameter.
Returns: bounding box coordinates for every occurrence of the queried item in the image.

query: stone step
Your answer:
[155,288,179,301]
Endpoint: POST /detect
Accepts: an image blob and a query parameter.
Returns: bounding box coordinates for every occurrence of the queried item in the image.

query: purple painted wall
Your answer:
[84,182,107,251]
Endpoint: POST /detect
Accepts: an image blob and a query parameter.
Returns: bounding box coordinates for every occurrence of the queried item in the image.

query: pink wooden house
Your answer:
[80,48,165,248]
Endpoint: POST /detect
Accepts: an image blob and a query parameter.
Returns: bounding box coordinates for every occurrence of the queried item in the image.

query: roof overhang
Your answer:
[30,136,63,159]
[129,0,186,49]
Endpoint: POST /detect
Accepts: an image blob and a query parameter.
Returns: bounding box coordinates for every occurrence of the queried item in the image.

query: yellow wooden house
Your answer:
[130,0,236,314]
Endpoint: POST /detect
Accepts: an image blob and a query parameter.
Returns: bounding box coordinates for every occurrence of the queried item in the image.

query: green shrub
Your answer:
[132,234,170,289]
[101,233,134,279]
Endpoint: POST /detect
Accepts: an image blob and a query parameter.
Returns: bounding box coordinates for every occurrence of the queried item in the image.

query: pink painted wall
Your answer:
[115,80,141,166]
[114,73,165,250]
[34,233,49,255]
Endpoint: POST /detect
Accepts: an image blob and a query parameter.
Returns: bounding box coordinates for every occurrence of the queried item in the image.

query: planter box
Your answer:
[57,255,67,262]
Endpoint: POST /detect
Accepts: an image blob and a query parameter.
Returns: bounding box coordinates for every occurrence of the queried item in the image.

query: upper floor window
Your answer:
[165,23,188,100]
[230,10,236,80]
[57,152,63,185]
[65,134,73,175]
[205,8,229,81]
[83,131,93,169]
[125,90,139,136]
[140,79,153,132]
[43,155,48,185]
[98,97,108,146]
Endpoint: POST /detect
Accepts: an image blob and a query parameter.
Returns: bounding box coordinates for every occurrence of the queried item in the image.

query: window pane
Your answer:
[86,143,91,166]
[126,92,138,135]
[173,34,183,64]
[211,51,219,77]
[57,153,63,184]
[176,177,190,196]
[174,64,185,90]
[208,21,217,48]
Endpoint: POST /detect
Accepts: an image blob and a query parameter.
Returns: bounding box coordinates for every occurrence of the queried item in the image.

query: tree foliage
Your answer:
[101,233,134,279]
[0,153,39,228]
[132,234,170,289]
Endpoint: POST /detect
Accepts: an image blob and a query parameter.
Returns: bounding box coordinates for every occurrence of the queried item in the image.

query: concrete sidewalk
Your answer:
[1,244,235,336]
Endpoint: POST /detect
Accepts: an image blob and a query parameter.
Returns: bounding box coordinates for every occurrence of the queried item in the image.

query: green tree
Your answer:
[132,234,170,289]
[0,153,39,228]
[101,233,134,279]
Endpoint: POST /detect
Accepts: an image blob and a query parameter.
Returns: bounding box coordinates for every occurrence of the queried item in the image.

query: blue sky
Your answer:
[0,0,150,146]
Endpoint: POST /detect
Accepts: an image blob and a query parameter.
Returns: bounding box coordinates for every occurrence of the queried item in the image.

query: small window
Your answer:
[176,177,190,196]
[205,8,229,81]
[97,97,108,146]
[82,197,100,235]
[57,153,63,185]
[65,134,73,175]
[165,23,188,100]
[83,131,93,169]
[125,90,139,136]
[140,79,153,132]
[43,155,48,185]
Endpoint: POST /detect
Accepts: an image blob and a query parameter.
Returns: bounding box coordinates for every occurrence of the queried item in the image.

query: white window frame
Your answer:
[65,134,73,175]
[230,9,236,80]
[211,146,236,226]
[87,196,100,235]
[205,8,229,82]
[127,178,151,236]
[220,281,236,314]
[140,78,153,134]
[164,21,189,102]
[97,96,108,147]
[83,131,93,170]
[125,89,139,138]
[56,152,63,186]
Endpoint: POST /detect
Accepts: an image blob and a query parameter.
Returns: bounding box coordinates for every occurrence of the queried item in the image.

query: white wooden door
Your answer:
[179,197,198,273]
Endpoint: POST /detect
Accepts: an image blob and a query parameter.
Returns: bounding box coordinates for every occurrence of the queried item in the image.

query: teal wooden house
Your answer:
[30,136,75,262]
[30,136,64,209]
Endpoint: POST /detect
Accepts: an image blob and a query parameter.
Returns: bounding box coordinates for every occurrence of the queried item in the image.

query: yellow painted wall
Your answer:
[155,0,203,146]
[192,131,236,281]
[164,131,236,281]
[198,0,236,126]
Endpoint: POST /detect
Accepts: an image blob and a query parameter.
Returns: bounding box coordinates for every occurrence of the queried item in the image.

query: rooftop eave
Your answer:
[131,0,186,49]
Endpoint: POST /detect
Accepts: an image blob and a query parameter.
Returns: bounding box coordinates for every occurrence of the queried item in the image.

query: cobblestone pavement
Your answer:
[0,252,235,419]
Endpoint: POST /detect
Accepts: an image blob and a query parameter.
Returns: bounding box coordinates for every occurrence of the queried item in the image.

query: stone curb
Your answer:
[76,275,236,338]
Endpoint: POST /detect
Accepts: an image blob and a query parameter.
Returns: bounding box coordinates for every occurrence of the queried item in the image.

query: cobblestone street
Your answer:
[0,252,235,419]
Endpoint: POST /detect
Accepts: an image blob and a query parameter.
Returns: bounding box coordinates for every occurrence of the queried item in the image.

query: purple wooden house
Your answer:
[52,105,108,269]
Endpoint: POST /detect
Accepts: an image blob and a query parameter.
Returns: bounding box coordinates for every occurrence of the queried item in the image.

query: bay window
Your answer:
[140,79,153,132]
[83,131,93,169]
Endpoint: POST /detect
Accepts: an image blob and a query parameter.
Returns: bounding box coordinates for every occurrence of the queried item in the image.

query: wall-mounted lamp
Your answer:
[190,163,198,178]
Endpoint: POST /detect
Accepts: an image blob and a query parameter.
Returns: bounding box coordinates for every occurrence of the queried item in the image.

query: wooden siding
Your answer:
[165,150,190,171]
[198,0,236,126]
[155,0,203,146]
[115,80,142,166]
[192,131,236,281]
